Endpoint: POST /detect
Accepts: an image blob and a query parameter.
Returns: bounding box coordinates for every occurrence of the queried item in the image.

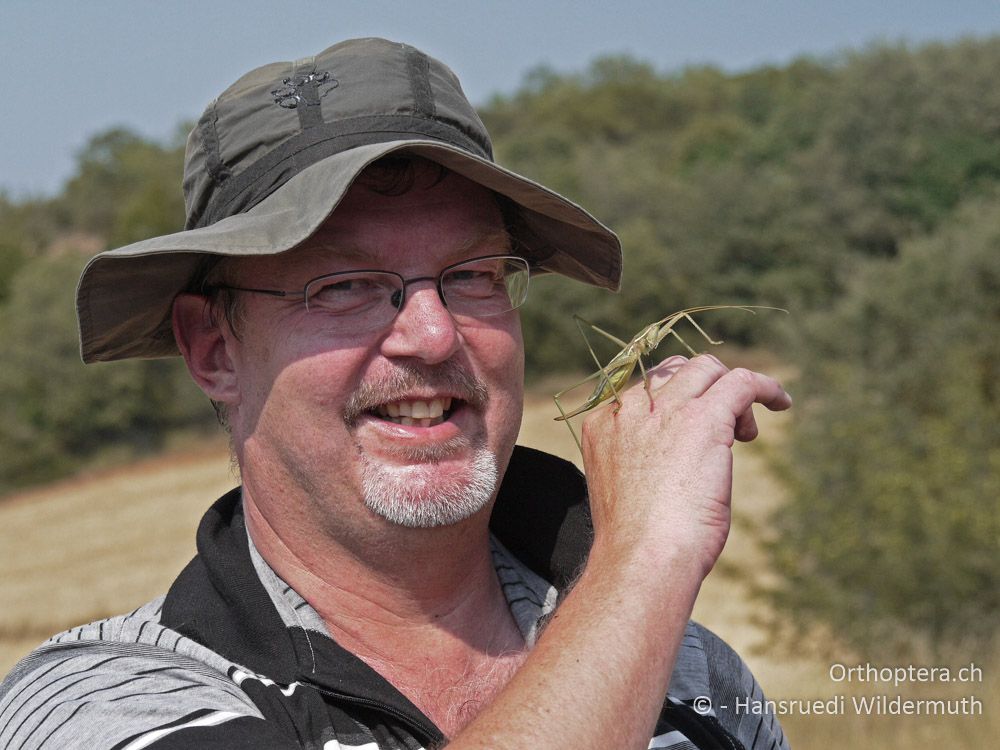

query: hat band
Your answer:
[189,114,493,230]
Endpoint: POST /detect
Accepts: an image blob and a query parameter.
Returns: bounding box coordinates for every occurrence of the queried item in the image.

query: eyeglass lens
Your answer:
[303,256,528,331]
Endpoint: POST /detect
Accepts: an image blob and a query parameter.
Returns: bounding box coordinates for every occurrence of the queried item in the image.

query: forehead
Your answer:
[235,170,508,281]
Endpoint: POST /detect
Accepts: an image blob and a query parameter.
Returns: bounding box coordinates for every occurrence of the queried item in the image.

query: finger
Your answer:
[734,406,759,442]
[705,367,793,417]
[649,353,729,401]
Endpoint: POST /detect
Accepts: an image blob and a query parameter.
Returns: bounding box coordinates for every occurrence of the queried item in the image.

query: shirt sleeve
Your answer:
[695,623,792,750]
[0,640,296,749]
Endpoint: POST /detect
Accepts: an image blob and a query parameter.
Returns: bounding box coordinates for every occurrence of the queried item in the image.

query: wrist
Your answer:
[580,536,705,612]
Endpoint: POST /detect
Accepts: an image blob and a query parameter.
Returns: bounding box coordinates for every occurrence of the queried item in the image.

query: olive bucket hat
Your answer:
[76,37,622,363]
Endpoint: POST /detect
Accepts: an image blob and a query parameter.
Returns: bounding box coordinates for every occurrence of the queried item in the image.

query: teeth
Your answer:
[374,397,455,425]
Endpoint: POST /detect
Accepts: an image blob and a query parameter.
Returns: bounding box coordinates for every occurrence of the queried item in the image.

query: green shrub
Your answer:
[0,254,214,493]
[766,194,1000,654]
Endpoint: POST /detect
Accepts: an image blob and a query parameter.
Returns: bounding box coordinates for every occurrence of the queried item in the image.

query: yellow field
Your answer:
[1,390,994,747]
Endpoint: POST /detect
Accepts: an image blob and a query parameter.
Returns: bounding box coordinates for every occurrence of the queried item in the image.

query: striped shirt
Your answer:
[0,446,789,749]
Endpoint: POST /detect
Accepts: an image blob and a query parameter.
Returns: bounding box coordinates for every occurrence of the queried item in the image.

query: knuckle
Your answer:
[692,352,727,374]
[654,354,688,370]
[729,367,756,385]
[615,379,647,405]
[722,368,758,402]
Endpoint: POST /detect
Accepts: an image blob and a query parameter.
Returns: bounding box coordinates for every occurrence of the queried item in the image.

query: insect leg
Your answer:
[552,394,583,453]
[636,355,656,407]
[574,316,629,413]
[573,315,630,349]
[681,312,724,346]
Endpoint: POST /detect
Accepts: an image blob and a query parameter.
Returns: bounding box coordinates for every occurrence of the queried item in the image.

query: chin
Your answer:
[361,447,498,528]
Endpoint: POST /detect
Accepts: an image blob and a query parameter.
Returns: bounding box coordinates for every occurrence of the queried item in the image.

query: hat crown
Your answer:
[182,38,493,230]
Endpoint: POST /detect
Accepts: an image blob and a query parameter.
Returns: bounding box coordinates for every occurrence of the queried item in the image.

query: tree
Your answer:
[0,254,214,493]
[59,128,186,246]
[765,192,1000,654]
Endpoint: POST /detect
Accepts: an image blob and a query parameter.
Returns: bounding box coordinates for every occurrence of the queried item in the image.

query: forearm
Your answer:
[449,356,791,749]
[448,540,703,750]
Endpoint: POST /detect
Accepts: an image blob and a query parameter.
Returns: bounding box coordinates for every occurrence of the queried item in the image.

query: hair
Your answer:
[358,154,449,195]
[354,155,524,243]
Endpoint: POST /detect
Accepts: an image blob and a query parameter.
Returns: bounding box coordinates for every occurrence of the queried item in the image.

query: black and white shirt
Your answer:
[0,447,789,749]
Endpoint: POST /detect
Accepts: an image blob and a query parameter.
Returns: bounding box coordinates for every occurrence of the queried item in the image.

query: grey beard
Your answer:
[361,446,498,528]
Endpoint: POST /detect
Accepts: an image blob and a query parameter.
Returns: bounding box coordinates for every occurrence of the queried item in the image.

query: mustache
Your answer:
[343,361,489,425]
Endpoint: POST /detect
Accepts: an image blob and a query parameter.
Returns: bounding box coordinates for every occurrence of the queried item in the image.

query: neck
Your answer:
[242,486,525,656]
[248,485,481,602]
[243,490,528,735]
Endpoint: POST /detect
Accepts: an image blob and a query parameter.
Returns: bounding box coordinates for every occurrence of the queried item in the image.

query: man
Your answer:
[0,39,791,749]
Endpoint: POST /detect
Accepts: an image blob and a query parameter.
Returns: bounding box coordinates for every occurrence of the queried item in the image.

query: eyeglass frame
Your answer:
[205,254,532,329]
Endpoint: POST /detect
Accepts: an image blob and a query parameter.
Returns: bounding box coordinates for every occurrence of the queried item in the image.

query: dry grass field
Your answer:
[1,385,994,747]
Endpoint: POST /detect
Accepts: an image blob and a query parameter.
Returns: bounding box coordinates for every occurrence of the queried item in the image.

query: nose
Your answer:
[378,280,462,364]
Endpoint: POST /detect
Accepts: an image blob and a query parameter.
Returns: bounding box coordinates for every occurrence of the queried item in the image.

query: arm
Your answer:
[450,354,791,749]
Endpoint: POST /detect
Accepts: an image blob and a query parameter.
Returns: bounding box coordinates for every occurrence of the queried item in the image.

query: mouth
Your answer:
[371,397,459,428]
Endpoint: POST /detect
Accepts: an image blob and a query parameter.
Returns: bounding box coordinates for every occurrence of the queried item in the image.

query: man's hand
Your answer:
[580,353,792,579]
[449,355,791,750]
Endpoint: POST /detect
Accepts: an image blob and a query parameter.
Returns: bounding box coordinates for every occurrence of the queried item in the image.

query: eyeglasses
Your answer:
[209,255,530,333]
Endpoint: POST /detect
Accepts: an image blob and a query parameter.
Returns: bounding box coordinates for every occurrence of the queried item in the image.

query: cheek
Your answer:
[478,317,525,423]
[475,314,523,384]
[236,335,369,435]
[276,348,369,410]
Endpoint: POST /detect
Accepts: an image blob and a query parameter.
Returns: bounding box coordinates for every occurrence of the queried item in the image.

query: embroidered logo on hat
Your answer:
[270,71,338,109]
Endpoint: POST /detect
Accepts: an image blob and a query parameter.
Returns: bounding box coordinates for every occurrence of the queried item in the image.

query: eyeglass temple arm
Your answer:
[209,284,305,299]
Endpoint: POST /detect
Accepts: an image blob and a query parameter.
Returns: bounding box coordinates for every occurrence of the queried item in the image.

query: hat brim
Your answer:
[77,139,621,362]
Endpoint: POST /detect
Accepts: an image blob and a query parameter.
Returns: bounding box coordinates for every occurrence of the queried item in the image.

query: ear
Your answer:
[172,293,240,405]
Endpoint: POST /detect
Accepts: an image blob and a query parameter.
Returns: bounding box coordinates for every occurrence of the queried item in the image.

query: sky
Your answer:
[3,0,999,196]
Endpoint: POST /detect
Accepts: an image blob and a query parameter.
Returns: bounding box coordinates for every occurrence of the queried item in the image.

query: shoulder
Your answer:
[667,621,791,750]
[0,598,281,749]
